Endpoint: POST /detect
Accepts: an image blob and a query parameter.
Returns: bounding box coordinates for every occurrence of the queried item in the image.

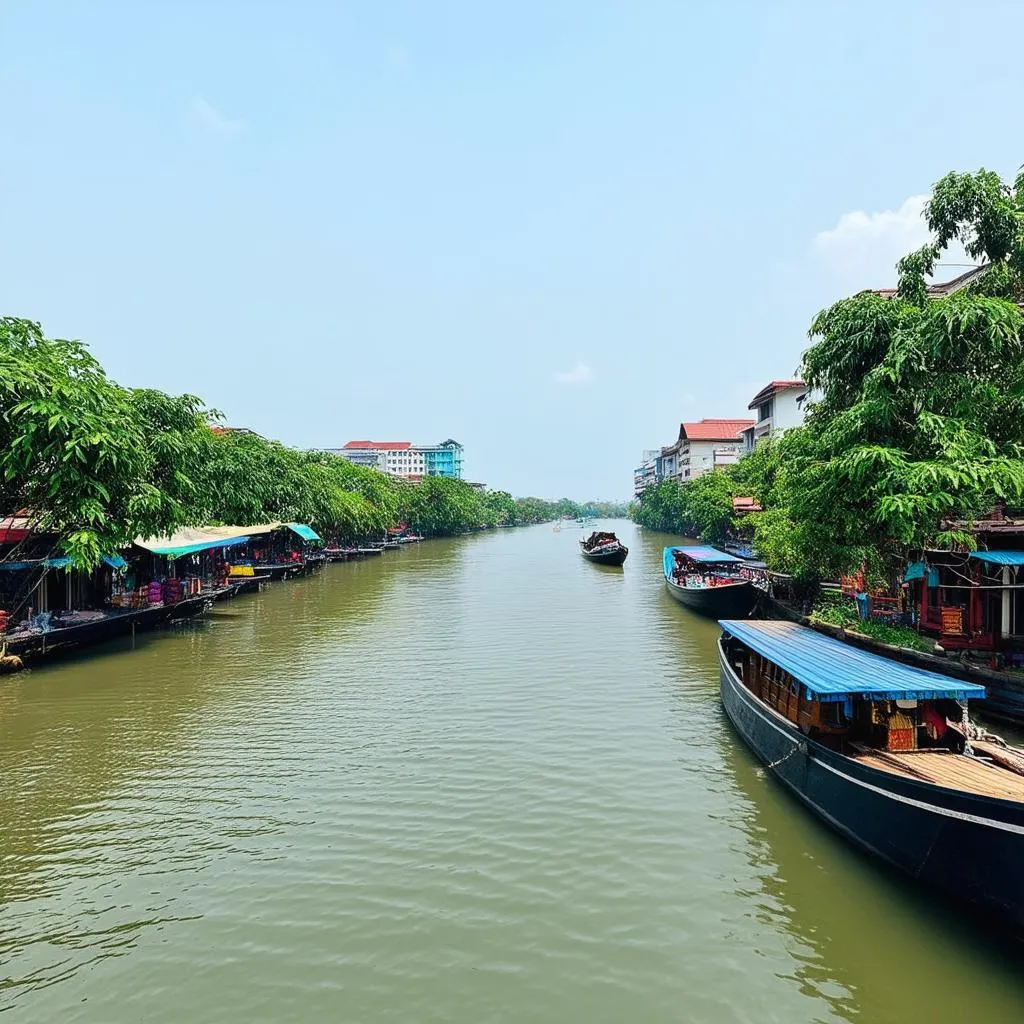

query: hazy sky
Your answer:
[2,2,1021,499]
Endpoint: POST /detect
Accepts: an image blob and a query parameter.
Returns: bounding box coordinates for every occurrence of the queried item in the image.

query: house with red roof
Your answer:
[671,418,755,481]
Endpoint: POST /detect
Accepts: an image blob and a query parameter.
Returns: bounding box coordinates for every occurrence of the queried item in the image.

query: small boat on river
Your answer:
[663,546,756,617]
[580,531,628,566]
[357,545,384,557]
[719,618,1024,935]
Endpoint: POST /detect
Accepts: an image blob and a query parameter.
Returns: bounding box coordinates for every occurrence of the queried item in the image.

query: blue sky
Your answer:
[2,2,1021,499]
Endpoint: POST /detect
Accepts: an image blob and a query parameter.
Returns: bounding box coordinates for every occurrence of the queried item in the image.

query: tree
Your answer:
[0,318,213,565]
[747,167,1024,581]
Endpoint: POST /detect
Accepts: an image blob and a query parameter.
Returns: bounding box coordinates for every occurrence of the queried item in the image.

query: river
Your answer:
[1,521,1022,1023]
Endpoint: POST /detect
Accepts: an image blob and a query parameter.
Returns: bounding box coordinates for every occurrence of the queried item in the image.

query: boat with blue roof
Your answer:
[664,546,756,618]
[718,618,1024,935]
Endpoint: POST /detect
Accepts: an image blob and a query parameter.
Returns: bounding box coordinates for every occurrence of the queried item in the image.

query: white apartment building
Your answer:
[742,380,809,453]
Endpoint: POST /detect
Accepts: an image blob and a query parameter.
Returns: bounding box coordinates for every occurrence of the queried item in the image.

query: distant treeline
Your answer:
[0,316,622,565]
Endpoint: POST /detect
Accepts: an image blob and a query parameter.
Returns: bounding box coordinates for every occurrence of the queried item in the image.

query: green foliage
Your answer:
[809,592,933,653]
[1,317,623,561]
[709,165,1024,584]
[0,318,213,565]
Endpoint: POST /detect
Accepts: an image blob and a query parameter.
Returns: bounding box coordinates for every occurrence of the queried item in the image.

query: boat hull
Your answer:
[718,638,1024,934]
[665,578,755,617]
[244,562,307,580]
[581,545,628,566]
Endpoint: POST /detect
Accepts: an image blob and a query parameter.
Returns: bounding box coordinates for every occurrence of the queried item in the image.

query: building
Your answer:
[419,439,464,479]
[743,379,809,453]
[334,439,464,480]
[674,419,754,480]
[632,449,660,498]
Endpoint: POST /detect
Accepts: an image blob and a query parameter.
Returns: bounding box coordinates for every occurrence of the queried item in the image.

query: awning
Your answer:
[968,551,1024,567]
[44,556,73,568]
[663,546,742,577]
[102,554,128,569]
[719,619,986,703]
[135,525,258,559]
[286,523,322,543]
[904,561,939,586]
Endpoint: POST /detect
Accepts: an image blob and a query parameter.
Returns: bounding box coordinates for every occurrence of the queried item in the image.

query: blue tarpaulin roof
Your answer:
[904,560,939,586]
[286,523,322,543]
[719,619,986,703]
[968,550,1024,567]
[664,545,742,577]
[102,554,128,569]
[143,536,252,559]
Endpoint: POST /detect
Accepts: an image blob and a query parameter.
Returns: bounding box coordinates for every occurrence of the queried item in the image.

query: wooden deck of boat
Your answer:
[853,748,1024,801]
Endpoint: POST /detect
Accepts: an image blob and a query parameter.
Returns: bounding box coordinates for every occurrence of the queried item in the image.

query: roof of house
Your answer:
[748,380,806,410]
[732,496,762,512]
[873,265,988,301]
[680,418,756,441]
[343,440,412,451]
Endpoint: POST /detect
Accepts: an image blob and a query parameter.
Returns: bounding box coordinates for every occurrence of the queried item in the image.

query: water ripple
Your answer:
[2,526,1024,1022]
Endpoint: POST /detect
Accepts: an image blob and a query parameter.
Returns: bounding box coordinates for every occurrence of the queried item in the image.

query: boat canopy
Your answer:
[663,545,742,576]
[286,523,322,543]
[719,619,987,703]
[135,525,259,558]
[968,550,1024,567]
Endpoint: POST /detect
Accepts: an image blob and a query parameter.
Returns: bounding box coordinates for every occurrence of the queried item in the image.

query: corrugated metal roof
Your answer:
[968,550,1024,567]
[719,619,986,703]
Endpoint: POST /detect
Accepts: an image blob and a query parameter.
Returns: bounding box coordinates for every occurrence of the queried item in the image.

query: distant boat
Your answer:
[580,531,628,566]
[663,546,755,617]
[357,546,384,556]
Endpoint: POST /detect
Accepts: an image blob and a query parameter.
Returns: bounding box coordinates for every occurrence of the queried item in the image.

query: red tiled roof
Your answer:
[747,380,805,410]
[732,496,762,513]
[680,418,755,441]
[343,440,412,450]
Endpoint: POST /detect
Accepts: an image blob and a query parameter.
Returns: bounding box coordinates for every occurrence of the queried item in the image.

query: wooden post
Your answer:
[1002,566,1012,638]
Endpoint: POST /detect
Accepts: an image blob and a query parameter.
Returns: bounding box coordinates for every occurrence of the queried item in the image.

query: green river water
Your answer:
[2,522,1023,1022]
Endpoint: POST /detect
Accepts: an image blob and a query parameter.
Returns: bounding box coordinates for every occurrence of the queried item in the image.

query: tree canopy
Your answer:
[0,317,617,564]
[634,166,1024,585]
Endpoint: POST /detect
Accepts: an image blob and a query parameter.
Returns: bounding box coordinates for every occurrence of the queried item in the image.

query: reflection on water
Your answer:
[1,523,1022,1023]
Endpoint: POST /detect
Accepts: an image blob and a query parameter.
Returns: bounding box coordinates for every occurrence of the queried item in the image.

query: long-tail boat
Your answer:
[718,618,1024,934]
[580,531,628,566]
[663,546,756,617]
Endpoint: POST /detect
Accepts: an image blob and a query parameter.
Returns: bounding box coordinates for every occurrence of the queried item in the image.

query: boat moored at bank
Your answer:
[664,546,756,617]
[718,618,1024,935]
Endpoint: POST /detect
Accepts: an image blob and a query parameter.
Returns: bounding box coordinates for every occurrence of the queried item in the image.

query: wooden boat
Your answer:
[4,593,212,666]
[357,546,384,557]
[397,535,423,544]
[382,540,400,550]
[580,531,628,566]
[247,561,306,580]
[718,618,1024,935]
[663,546,756,617]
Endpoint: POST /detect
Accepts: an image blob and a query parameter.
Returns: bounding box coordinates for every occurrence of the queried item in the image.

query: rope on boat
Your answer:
[765,743,805,770]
